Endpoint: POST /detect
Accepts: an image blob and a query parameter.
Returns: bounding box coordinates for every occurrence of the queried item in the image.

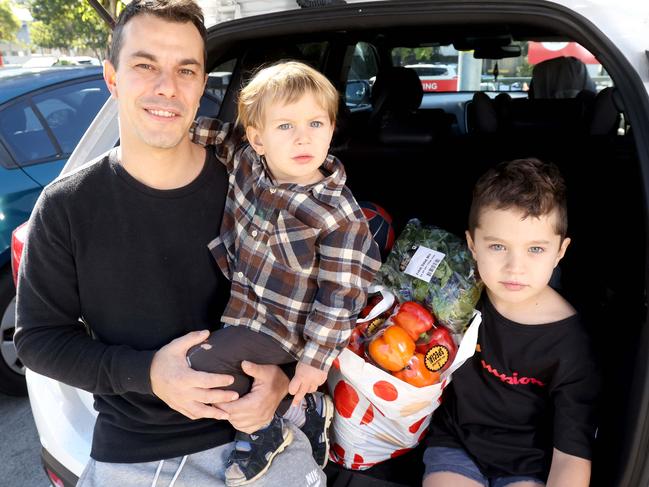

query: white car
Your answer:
[11,1,649,486]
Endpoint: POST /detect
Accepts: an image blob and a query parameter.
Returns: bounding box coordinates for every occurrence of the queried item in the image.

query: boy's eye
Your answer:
[529,246,545,254]
[310,120,324,128]
[278,123,292,130]
[488,244,505,251]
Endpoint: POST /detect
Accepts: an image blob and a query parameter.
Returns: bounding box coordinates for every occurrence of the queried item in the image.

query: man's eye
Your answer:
[489,244,505,251]
[310,120,324,128]
[136,64,153,70]
[180,68,195,76]
[529,246,545,254]
[278,123,292,130]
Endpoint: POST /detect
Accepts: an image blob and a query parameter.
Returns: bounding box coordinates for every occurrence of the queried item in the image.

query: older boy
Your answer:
[424,158,599,487]
[188,61,382,485]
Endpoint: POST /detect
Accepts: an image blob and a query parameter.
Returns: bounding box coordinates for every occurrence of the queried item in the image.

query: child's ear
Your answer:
[245,126,265,155]
[465,230,477,259]
[554,237,571,267]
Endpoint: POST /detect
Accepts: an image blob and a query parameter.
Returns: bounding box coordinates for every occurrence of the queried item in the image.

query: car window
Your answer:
[201,58,236,117]
[0,101,57,166]
[33,79,109,154]
[391,41,613,94]
[345,42,379,108]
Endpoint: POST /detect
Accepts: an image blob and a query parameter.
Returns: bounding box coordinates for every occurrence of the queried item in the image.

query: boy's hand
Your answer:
[288,362,328,406]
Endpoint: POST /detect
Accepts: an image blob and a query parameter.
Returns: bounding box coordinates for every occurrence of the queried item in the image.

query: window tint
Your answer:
[33,79,109,154]
[0,101,57,166]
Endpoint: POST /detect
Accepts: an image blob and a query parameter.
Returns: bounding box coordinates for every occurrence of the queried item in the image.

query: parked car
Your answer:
[10,0,649,486]
[0,66,109,396]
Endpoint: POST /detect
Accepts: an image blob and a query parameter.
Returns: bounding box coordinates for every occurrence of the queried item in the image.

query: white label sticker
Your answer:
[404,246,445,283]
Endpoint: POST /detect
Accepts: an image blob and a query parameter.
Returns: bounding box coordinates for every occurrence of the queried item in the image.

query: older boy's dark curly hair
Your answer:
[108,0,207,70]
[468,158,568,239]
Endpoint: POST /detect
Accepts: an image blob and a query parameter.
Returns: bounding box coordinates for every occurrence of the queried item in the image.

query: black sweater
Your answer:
[15,148,235,462]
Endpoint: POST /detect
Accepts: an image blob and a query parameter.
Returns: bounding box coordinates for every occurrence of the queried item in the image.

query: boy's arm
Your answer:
[301,218,382,370]
[546,448,591,487]
[190,116,246,171]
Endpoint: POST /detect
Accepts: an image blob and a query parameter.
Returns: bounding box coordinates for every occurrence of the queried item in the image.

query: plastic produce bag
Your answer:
[374,219,483,333]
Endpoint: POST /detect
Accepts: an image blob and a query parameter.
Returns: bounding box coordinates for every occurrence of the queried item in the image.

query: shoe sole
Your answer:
[320,394,334,468]
[226,426,294,486]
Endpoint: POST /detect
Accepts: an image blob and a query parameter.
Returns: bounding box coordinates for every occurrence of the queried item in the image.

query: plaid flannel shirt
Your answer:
[191,117,381,370]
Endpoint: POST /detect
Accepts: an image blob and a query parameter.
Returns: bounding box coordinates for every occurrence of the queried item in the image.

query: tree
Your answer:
[0,0,20,42]
[29,0,123,59]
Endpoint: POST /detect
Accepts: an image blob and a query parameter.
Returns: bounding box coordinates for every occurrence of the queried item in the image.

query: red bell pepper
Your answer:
[347,324,367,357]
[415,324,457,373]
[367,325,415,372]
[392,353,441,387]
[391,301,434,341]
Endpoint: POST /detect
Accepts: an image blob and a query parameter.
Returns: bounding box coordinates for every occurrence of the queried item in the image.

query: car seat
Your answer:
[528,56,596,99]
[368,66,434,144]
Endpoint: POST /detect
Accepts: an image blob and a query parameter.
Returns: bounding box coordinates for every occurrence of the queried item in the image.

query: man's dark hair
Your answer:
[109,0,207,70]
[468,158,568,239]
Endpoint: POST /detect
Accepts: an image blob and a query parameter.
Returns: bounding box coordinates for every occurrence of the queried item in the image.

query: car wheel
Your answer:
[0,265,26,396]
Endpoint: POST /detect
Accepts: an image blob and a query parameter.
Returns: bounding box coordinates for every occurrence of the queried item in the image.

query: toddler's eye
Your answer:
[529,246,545,254]
[278,123,292,130]
[489,244,505,251]
[310,120,324,128]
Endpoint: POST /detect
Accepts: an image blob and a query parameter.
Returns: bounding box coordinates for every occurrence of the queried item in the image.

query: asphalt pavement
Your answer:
[0,394,51,487]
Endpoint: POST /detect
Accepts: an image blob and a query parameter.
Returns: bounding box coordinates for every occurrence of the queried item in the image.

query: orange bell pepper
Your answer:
[368,325,415,372]
[392,353,441,387]
[392,301,434,341]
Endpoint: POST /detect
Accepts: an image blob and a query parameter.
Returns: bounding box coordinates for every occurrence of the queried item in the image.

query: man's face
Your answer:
[104,14,206,151]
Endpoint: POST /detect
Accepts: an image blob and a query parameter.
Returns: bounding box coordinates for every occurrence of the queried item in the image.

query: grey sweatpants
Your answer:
[77,424,325,487]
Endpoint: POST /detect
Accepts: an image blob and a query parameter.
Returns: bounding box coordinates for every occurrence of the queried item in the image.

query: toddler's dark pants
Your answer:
[186,325,296,415]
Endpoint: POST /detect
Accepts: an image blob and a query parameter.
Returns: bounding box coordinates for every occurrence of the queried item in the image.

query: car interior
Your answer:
[198,14,645,487]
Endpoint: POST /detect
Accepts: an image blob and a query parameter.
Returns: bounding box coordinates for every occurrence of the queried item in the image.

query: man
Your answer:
[15,1,326,485]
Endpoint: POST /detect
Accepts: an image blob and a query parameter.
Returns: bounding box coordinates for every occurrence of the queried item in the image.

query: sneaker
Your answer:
[301,392,334,468]
[224,416,293,486]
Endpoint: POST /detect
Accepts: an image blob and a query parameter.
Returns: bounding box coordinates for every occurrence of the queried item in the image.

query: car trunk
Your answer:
[201,2,648,486]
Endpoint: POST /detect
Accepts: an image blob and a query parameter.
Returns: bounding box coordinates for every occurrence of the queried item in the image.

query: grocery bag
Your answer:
[327,309,481,470]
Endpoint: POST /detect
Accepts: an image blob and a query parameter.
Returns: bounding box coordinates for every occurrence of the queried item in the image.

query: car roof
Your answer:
[0,66,104,105]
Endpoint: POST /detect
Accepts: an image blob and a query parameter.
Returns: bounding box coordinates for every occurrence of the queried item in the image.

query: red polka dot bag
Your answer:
[327,285,481,470]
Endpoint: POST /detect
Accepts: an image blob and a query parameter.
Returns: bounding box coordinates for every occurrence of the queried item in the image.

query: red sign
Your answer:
[528,42,599,65]
[421,78,458,92]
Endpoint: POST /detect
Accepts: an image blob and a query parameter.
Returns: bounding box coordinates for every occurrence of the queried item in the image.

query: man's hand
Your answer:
[150,330,239,421]
[218,360,289,433]
[288,361,327,407]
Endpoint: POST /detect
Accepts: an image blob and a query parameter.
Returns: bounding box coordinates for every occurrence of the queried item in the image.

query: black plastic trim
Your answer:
[41,447,79,487]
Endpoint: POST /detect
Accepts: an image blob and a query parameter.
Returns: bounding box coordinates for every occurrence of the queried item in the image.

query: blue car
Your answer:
[0,66,109,395]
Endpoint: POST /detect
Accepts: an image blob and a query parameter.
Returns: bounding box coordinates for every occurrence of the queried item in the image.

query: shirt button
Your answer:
[237,271,244,278]
[251,230,258,238]
[269,188,276,194]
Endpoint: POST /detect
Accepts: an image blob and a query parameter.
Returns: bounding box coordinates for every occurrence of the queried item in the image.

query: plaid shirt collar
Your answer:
[252,151,346,208]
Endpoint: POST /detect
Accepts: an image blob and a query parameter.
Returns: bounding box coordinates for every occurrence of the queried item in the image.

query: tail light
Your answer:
[11,222,28,286]
[45,468,65,487]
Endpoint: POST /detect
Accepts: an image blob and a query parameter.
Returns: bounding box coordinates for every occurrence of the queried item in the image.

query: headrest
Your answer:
[470,92,498,133]
[530,56,596,99]
[589,87,620,135]
[371,67,423,111]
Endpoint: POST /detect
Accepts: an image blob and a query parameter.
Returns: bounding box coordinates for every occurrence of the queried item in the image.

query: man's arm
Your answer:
[301,218,382,370]
[546,448,591,487]
[15,187,237,420]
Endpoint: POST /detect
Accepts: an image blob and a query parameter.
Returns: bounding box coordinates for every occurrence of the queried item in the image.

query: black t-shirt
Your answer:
[427,294,599,480]
[15,148,234,462]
